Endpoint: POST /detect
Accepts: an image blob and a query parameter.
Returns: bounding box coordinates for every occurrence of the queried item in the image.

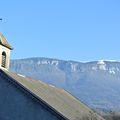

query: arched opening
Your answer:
[1,51,6,68]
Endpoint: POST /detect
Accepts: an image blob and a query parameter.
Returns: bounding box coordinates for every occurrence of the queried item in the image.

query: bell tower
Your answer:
[0,33,13,70]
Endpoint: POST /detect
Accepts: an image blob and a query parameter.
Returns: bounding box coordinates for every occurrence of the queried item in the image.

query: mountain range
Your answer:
[10,57,120,113]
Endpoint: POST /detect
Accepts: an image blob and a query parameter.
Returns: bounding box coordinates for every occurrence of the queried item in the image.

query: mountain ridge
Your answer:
[11,57,120,64]
[10,57,120,112]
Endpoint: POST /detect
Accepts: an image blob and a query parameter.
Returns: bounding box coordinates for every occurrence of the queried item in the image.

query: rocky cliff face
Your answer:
[10,58,120,112]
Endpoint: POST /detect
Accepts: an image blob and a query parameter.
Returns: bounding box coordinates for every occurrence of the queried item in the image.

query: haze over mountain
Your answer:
[10,57,120,112]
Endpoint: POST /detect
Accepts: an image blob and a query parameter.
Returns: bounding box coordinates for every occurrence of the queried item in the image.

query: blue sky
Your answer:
[0,0,120,61]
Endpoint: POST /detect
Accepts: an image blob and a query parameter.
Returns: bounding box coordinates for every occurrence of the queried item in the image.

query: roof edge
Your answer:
[0,33,13,50]
[0,69,68,120]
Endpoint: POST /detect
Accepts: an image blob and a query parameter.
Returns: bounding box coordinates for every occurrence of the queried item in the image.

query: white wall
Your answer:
[0,45,11,69]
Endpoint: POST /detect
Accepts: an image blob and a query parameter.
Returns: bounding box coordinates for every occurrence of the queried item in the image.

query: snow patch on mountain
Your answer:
[51,60,59,66]
[70,63,78,72]
[97,60,105,65]
[108,67,120,75]
[37,60,50,65]
[97,60,107,70]
[37,60,59,66]
[91,60,120,75]
[109,70,116,75]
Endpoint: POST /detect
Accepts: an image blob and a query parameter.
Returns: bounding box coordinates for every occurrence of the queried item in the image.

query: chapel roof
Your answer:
[0,33,13,50]
[0,69,105,120]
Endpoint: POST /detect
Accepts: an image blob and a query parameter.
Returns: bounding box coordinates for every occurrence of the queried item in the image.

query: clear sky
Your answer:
[0,0,120,61]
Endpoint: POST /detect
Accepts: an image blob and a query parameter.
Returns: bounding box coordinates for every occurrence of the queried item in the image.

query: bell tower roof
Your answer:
[0,33,13,50]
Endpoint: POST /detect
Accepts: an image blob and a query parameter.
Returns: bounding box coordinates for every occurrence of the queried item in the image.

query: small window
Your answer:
[1,51,6,68]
